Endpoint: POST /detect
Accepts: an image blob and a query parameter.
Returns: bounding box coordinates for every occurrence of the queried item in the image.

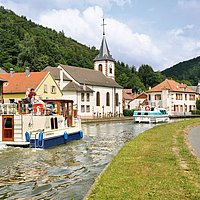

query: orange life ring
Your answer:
[33,103,44,113]
[145,106,150,111]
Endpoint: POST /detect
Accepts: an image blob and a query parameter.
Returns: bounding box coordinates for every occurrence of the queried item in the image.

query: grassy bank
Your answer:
[87,119,200,199]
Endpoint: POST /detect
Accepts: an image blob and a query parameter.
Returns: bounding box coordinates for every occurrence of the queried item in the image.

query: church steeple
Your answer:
[94,19,114,62]
[94,19,115,80]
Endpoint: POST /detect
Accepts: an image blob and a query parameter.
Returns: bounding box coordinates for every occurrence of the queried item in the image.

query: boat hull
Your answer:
[29,130,83,148]
[133,116,169,123]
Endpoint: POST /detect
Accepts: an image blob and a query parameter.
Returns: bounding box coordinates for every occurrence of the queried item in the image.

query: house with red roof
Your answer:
[123,89,147,110]
[0,68,62,103]
[146,79,197,115]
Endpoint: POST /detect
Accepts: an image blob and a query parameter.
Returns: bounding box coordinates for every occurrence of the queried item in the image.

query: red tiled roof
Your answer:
[146,79,195,93]
[123,89,136,100]
[0,72,48,93]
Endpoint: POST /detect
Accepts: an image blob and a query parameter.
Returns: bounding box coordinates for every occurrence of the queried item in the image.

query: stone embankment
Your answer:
[81,116,133,124]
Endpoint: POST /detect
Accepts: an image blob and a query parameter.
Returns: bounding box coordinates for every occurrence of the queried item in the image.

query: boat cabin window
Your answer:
[144,112,148,115]
[4,118,12,128]
[160,110,167,114]
[50,117,58,130]
[137,112,141,115]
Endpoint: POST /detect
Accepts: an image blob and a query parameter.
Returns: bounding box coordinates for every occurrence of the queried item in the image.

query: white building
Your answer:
[129,92,147,110]
[146,79,197,115]
[43,28,123,118]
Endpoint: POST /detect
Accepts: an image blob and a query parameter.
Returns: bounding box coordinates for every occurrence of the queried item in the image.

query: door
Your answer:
[67,102,73,127]
[2,115,14,141]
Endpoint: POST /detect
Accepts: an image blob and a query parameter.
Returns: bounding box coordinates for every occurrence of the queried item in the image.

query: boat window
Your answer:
[144,112,148,115]
[4,118,12,128]
[51,118,55,129]
[54,117,58,129]
[160,110,166,114]
[138,112,141,115]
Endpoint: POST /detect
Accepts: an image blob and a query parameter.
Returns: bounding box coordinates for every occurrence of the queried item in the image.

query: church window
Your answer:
[109,64,112,74]
[86,105,90,112]
[98,64,102,72]
[81,105,85,112]
[106,92,110,106]
[96,92,100,106]
[86,93,90,102]
[115,93,119,106]
[81,93,84,101]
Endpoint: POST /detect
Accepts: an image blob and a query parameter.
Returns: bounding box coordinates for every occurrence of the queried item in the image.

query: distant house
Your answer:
[43,27,123,118]
[123,89,136,109]
[129,92,147,110]
[123,89,147,110]
[146,79,197,115]
[0,68,62,103]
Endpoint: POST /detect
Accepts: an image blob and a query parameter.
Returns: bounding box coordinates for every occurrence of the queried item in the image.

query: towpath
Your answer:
[188,125,200,158]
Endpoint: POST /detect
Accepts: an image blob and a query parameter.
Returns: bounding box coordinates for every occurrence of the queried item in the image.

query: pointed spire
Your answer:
[94,18,114,62]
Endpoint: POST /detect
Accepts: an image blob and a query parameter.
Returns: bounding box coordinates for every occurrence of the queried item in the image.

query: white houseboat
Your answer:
[0,99,83,148]
[133,106,169,123]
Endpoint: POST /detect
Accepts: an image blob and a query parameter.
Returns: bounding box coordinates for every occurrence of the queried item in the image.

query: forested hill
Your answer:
[0,6,166,91]
[162,56,200,85]
[0,6,98,72]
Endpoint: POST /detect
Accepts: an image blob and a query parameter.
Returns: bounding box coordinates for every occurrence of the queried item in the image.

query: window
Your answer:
[51,86,56,94]
[185,94,187,100]
[109,65,112,74]
[148,95,151,101]
[155,94,161,100]
[106,92,110,106]
[44,84,48,93]
[176,93,182,100]
[115,93,119,106]
[86,93,90,102]
[50,117,58,129]
[189,94,195,101]
[81,105,85,112]
[4,118,12,128]
[81,93,84,102]
[98,64,102,72]
[86,105,90,112]
[96,92,100,106]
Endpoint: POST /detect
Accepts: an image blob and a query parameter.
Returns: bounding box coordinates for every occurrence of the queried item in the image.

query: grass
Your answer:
[86,119,200,200]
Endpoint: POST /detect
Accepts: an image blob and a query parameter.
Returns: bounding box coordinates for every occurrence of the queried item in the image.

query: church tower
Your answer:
[94,19,115,80]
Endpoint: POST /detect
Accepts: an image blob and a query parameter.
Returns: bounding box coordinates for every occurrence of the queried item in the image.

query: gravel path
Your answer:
[188,125,200,158]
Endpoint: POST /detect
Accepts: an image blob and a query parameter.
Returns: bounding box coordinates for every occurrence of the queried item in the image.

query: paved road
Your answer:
[188,126,200,158]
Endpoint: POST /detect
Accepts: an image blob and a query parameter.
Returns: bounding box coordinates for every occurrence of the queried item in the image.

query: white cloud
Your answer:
[38,6,165,69]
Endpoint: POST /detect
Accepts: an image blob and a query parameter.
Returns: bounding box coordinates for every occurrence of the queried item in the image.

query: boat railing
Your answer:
[0,103,18,115]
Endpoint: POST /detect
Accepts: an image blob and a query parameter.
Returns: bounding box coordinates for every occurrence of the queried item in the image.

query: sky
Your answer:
[1,0,200,71]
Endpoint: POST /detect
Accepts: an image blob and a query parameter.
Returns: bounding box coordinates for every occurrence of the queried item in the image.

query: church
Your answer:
[43,20,123,118]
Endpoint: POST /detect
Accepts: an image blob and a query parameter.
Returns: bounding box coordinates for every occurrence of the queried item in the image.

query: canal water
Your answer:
[0,121,155,200]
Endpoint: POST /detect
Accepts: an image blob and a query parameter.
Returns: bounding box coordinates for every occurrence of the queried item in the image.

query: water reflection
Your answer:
[0,121,155,200]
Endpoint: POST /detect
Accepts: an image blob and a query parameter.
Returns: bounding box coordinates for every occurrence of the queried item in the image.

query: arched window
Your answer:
[98,64,102,72]
[115,93,119,106]
[96,92,100,106]
[106,92,110,106]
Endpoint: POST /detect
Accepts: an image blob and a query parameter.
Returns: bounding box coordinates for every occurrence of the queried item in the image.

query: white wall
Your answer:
[148,91,196,115]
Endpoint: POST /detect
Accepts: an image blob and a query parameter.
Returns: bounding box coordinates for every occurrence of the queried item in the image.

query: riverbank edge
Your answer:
[85,119,200,199]
[81,115,200,124]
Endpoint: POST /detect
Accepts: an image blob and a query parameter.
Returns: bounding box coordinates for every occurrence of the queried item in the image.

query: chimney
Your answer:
[10,68,14,77]
[25,67,30,77]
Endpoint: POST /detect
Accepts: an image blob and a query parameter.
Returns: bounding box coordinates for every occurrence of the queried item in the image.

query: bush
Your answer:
[190,110,200,115]
[123,109,134,116]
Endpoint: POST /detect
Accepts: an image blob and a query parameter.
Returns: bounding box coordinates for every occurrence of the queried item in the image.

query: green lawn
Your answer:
[87,119,200,200]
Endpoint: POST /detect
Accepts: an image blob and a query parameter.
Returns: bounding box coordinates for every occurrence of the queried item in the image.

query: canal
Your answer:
[0,121,156,199]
